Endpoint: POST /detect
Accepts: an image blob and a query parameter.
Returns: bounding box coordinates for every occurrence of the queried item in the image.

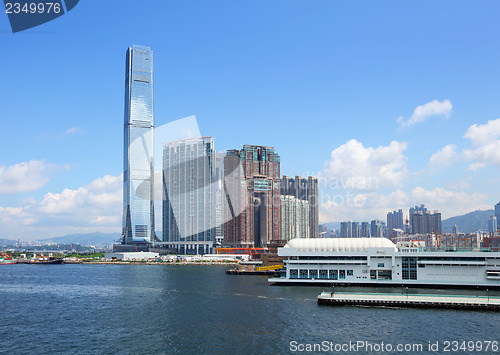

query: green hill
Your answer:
[442,209,494,233]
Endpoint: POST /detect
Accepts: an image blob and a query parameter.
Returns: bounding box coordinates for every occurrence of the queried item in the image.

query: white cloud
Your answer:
[65,127,84,135]
[467,162,485,172]
[319,186,489,223]
[463,118,500,167]
[464,118,500,145]
[408,187,489,218]
[0,174,123,240]
[398,99,452,127]
[0,160,63,195]
[319,139,408,190]
[39,174,122,216]
[428,144,457,170]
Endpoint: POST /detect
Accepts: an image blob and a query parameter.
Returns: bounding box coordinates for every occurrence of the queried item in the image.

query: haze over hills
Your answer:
[1,209,496,247]
[442,209,494,234]
[0,238,17,247]
[38,232,121,246]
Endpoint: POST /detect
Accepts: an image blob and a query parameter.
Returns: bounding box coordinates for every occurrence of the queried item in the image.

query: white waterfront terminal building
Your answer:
[269,238,500,288]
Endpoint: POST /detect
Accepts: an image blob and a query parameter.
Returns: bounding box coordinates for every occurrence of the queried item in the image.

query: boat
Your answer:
[0,259,17,265]
[0,253,17,265]
[269,238,500,289]
[28,257,64,265]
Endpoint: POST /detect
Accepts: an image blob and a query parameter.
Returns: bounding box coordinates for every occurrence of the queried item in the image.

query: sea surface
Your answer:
[1,264,499,354]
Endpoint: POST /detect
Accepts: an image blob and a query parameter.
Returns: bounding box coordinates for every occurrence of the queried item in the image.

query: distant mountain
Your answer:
[320,222,340,231]
[39,232,121,246]
[0,238,17,247]
[442,210,494,234]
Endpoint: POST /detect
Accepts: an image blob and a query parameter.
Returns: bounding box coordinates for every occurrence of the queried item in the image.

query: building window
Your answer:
[319,270,328,279]
[339,270,346,279]
[402,257,417,280]
[347,270,353,277]
[290,269,298,279]
[299,270,308,279]
[309,269,318,279]
[329,270,338,280]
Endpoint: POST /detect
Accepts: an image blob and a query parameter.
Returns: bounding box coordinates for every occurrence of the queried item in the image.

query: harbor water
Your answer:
[1,264,499,354]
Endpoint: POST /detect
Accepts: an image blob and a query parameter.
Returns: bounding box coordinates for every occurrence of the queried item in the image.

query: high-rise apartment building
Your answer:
[495,202,500,222]
[223,145,281,247]
[280,195,309,240]
[409,204,427,217]
[410,210,442,234]
[387,209,404,237]
[122,45,155,244]
[360,221,370,238]
[281,175,319,238]
[370,219,383,238]
[352,221,360,238]
[340,221,351,238]
[162,137,215,254]
[340,221,360,238]
[214,153,225,244]
[489,216,497,237]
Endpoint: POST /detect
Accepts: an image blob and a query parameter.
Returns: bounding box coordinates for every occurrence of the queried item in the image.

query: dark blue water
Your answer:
[1,264,499,354]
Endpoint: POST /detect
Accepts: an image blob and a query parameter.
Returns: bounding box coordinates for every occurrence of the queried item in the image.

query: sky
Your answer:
[1,0,500,240]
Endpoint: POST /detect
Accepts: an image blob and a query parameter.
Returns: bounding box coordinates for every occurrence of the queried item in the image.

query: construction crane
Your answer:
[436,230,441,250]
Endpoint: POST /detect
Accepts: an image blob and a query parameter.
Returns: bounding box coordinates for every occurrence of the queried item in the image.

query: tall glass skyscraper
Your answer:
[122,45,155,244]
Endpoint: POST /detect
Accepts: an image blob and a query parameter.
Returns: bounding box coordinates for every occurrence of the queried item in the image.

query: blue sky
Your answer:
[1,1,500,240]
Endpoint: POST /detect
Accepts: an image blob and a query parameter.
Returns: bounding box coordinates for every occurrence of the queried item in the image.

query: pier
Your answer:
[317,291,500,310]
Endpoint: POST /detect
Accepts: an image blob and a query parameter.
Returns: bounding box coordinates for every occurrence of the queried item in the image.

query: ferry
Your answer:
[268,238,500,289]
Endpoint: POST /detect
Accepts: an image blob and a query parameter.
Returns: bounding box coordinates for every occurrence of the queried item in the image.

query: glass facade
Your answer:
[162,137,216,254]
[122,45,155,244]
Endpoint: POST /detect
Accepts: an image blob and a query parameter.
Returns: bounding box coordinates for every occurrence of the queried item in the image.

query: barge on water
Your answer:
[269,238,500,289]
[226,261,282,276]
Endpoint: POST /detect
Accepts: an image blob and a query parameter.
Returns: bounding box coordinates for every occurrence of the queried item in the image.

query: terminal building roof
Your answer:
[283,237,397,253]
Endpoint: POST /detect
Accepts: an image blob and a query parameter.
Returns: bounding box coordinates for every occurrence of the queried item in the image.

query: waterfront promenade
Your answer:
[86,260,238,266]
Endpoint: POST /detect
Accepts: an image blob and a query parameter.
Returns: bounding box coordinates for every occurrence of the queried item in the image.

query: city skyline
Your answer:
[1,1,500,240]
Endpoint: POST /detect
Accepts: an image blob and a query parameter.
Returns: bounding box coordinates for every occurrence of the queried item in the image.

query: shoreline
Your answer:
[80,261,238,266]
